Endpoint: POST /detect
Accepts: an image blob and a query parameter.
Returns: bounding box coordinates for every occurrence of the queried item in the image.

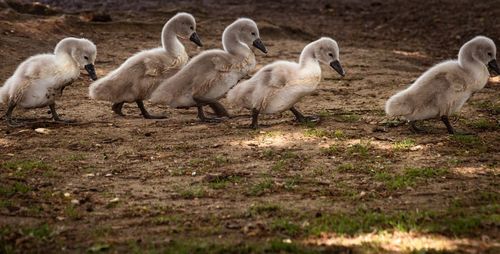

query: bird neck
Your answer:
[299,45,319,69]
[222,27,250,56]
[161,22,185,57]
[54,43,79,70]
[458,44,481,70]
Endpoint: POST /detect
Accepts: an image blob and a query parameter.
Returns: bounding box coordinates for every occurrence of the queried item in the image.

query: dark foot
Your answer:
[5,118,24,127]
[250,108,260,129]
[54,118,77,124]
[144,114,167,119]
[193,98,227,123]
[208,102,231,118]
[290,106,319,123]
[200,116,225,123]
[440,115,455,134]
[49,104,76,124]
[195,105,223,123]
[452,130,475,135]
[409,121,427,133]
[300,115,321,123]
[136,100,166,119]
[112,102,125,116]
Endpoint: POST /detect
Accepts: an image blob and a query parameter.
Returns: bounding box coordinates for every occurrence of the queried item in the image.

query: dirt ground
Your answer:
[0,0,499,253]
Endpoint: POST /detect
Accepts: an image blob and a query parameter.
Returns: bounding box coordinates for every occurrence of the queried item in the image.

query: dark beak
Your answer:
[252,38,267,54]
[330,60,345,77]
[189,32,203,47]
[84,64,98,81]
[487,59,500,76]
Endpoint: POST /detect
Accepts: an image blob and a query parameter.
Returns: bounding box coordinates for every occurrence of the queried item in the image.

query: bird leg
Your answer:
[290,106,320,123]
[409,120,426,133]
[112,102,125,116]
[49,104,75,123]
[193,98,224,123]
[208,101,231,118]
[136,100,166,119]
[250,108,260,129]
[3,100,21,126]
[440,115,455,134]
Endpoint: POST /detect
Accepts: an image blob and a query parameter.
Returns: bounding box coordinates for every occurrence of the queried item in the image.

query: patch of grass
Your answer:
[249,203,281,217]
[308,205,495,237]
[261,148,277,159]
[21,224,52,241]
[336,182,358,199]
[347,141,371,157]
[0,182,31,197]
[468,118,497,130]
[332,130,345,139]
[2,160,51,171]
[88,243,110,253]
[271,159,287,171]
[173,143,197,152]
[189,155,231,170]
[320,144,340,156]
[284,176,300,190]
[335,113,360,122]
[270,218,301,237]
[374,167,448,190]
[268,150,301,172]
[1,160,52,177]
[450,134,482,146]
[178,186,207,199]
[152,215,181,225]
[304,128,345,139]
[65,205,82,220]
[212,155,231,167]
[263,130,282,137]
[68,154,86,161]
[91,226,113,239]
[474,100,500,115]
[336,163,354,172]
[393,138,416,151]
[317,109,332,117]
[207,175,241,190]
[304,128,330,138]
[247,178,274,196]
[0,200,13,209]
[157,239,334,254]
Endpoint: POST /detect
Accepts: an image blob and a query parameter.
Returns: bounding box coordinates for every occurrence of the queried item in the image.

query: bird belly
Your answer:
[170,94,196,108]
[203,73,240,101]
[18,78,59,108]
[262,86,313,114]
[449,92,471,115]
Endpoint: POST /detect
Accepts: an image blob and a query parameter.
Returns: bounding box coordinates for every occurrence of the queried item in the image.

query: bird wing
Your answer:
[143,53,187,77]
[191,54,233,98]
[11,78,33,105]
[445,72,467,92]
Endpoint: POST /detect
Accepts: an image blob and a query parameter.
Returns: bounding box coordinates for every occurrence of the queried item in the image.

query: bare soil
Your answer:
[0,0,499,253]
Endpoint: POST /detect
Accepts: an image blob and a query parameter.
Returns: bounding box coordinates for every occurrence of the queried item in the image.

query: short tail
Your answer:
[0,83,9,104]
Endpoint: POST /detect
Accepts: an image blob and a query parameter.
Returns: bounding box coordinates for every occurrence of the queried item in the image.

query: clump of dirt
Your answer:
[5,0,60,15]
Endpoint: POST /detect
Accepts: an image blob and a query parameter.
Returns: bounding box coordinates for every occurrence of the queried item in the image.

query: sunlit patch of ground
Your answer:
[305,231,499,253]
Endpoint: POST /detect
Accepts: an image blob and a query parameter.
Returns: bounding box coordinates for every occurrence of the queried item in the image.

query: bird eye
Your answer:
[190,26,194,30]
[328,53,334,57]
[84,56,89,60]
[488,52,493,57]
[251,32,256,36]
